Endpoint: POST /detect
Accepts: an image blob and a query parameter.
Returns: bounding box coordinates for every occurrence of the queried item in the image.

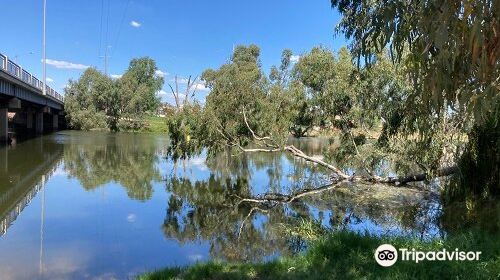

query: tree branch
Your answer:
[242,108,273,142]
[285,145,350,179]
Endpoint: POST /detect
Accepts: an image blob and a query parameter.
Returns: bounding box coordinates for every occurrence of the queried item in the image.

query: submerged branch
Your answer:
[368,166,459,185]
[236,183,341,205]
[236,113,458,187]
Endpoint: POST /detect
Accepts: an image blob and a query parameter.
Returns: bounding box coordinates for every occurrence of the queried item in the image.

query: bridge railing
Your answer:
[0,52,64,103]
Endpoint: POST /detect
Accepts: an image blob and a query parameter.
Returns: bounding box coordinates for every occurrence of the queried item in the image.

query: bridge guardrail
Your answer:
[0,54,5,71]
[0,52,64,103]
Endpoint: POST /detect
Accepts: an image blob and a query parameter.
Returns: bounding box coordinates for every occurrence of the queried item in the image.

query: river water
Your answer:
[0,131,451,279]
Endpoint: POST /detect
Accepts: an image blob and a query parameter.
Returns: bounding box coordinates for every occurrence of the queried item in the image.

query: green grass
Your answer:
[138,230,499,280]
[142,115,168,133]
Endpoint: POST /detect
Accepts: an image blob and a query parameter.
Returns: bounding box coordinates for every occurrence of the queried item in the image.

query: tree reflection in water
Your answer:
[63,132,165,201]
[162,147,443,262]
[59,133,475,262]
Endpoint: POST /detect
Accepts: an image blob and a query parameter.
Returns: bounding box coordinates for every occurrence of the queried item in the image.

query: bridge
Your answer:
[0,52,65,142]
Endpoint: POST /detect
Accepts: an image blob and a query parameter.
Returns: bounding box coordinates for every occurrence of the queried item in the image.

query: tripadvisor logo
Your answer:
[375,244,398,267]
[374,244,482,267]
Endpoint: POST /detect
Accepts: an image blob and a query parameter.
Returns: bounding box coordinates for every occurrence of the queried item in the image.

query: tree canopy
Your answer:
[64,57,163,131]
[331,0,499,197]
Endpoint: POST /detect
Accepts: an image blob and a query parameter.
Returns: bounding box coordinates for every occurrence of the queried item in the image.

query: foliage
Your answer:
[64,68,113,130]
[138,230,500,280]
[331,0,499,127]
[270,50,316,137]
[166,45,297,158]
[64,57,163,131]
[119,57,164,117]
[166,103,204,160]
[330,0,500,197]
[201,45,289,150]
[63,132,163,201]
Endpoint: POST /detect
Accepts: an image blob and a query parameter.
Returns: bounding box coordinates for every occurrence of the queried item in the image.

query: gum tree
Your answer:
[167,44,456,187]
[331,0,499,197]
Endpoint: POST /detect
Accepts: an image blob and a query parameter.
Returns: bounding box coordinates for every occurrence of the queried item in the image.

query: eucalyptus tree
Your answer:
[331,0,499,197]
[64,68,113,130]
[167,44,455,188]
[117,57,163,129]
[64,57,164,131]
[293,46,357,129]
[270,49,316,137]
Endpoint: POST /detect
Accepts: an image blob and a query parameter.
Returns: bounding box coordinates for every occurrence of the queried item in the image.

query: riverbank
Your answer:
[141,115,168,133]
[138,230,499,280]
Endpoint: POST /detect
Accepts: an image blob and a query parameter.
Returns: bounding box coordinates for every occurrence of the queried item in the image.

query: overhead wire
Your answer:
[111,0,132,58]
[98,0,104,67]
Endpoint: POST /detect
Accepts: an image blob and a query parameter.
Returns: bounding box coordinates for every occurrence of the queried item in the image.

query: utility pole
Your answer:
[104,46,109,76]
[42,0,47,95]
[99,47,110,77]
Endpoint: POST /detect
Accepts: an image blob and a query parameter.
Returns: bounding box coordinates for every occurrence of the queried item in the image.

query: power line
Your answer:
[111,0,132,58]
[104,0,110,76]
[98,0,104,63]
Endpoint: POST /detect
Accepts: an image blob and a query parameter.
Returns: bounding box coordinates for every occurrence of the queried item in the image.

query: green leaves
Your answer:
[64,57,164,131]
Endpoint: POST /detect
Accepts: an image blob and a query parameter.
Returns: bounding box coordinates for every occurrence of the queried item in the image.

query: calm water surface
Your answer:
[0,131,443,279]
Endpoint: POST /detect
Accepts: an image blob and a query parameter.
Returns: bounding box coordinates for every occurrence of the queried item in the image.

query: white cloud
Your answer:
[192,82,209,91]
[46,77,54,83]
[111,74,122,79]
[130,20,141,28]
[126,214,137,223]
[44,59,89,70]
[157,89,168,96]
[290,55,300,63]
[170,77,189,84]
[155,69,167,78]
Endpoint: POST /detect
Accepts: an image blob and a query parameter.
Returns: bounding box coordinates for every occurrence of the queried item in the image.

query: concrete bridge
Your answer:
[0,52,65,142]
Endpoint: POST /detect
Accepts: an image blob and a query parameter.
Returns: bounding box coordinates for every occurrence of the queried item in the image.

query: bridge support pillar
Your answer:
[36,112,43,134]
[0,108,7,142]
[52,114,58,130]
[27,111,33,129]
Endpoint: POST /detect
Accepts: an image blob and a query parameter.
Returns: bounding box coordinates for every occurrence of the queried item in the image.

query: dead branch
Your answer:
[237,206,269,239]
[183,76,198,107]
[168,79,180,110]
[236,182,341,205]
[368,165,459,185]
[285,145,350,179]
[242,108,272,141]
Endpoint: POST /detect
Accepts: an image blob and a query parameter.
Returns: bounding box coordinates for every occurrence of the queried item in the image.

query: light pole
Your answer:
[42,0,47,95]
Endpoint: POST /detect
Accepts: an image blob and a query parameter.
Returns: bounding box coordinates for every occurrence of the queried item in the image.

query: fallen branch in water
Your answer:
[222,111,459,187]
[234,182,341,205]
[234,142,458,186]
[366,166,459,185]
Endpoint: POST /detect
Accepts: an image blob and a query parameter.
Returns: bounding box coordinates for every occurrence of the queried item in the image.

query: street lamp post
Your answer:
[42,0,47,95]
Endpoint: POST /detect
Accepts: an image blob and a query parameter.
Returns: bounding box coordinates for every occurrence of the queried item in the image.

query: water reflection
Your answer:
[163,150,442,261]
[0,132,494,279]
[62,132,166,201]
[0,138,62,236]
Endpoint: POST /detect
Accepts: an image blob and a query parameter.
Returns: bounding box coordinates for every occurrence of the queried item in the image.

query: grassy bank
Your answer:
[141,115,168,133]
[138,230,499,280]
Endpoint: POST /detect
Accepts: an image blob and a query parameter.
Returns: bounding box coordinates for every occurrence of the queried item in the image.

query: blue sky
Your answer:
[1,0,347,103]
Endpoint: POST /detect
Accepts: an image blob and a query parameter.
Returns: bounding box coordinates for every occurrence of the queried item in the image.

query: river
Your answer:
[0,131,465,279]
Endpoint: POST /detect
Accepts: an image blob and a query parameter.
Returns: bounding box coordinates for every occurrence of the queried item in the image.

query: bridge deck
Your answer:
[0,52,64,109]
